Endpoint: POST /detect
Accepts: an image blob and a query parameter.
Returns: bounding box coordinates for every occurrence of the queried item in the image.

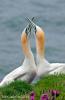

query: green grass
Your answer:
[0,74,65,100]
[33,74,65,100]
[0,81,32,100]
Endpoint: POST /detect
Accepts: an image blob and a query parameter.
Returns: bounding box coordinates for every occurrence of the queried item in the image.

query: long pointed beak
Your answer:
[25,17,37,38]
[26,17,36,29]
[25,21,32,37]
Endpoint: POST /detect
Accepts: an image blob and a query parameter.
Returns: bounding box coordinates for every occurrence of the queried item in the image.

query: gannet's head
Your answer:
[26,18,45,58]
[21,25,31,58]
[21,21,32,44]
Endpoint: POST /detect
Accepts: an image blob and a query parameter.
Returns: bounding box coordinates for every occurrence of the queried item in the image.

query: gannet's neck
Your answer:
[36,26,45,59]
[21,30,36,65]
[21,30,31,58]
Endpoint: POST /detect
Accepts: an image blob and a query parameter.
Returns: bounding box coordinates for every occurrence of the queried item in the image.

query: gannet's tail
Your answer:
[49,63,65,74]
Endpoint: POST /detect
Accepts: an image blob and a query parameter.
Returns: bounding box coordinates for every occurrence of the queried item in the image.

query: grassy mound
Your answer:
[0,74,65,100]
[0,80,32,100]
[33,74,65,100]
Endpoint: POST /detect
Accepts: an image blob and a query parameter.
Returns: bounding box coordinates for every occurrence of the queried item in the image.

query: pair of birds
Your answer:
[0,18,65,87]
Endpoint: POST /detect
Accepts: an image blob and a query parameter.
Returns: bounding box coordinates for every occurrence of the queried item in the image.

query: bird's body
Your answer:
[37,58,50,77]
[50,63,65,74]
[36,26,65,76]
[37,58,65,77]
[0,58,36,86]
[0,28,36,87]
[36,26,65,77]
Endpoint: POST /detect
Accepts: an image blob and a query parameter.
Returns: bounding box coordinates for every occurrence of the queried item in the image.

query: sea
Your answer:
[0,0,65,80]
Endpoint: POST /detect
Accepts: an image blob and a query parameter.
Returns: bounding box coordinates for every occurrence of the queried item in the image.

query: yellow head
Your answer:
[21,29,31,58]
[36,26,45,58]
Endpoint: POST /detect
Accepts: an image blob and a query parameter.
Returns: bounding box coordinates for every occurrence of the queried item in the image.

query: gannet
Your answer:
[0,25,36,86]
[27,18,65,78]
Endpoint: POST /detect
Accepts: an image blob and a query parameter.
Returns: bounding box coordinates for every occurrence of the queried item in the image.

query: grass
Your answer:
[0,81,32,100]
[0,74,65,100]
[33,74,65,100]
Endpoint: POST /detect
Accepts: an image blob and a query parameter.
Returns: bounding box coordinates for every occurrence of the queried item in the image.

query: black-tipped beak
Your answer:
[25,22,32,38]
[26,17,37,34]
[26,17,36,28]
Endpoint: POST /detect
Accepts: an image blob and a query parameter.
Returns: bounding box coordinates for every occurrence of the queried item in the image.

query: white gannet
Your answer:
[0,25,36,87]
[27,18,65,77]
